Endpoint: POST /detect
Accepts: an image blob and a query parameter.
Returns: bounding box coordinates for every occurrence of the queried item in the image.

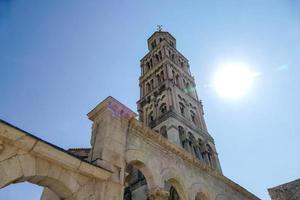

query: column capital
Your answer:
[148,187,169,200]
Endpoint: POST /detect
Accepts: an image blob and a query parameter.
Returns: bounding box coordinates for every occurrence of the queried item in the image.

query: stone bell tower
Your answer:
[137,29,222,173]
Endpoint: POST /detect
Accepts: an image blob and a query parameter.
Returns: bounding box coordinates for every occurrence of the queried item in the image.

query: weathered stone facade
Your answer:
[137,31,222,175]
[268,179,300,200]
[0,120,112,200]
[0,31,260,200]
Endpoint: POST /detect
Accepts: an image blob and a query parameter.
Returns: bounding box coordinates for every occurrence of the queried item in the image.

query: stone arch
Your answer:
[159,103,167,115]
[190,182,211,200]
[0,153,80,200]
[195,192,209,200]
[125,149,160,189]
[148,111,154,124]
[161,167,188,200]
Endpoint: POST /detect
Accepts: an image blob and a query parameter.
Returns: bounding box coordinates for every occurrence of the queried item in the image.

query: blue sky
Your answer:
[0,0,299,199]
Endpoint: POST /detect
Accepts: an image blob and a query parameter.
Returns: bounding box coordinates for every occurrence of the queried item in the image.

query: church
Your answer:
[0,30,260,200]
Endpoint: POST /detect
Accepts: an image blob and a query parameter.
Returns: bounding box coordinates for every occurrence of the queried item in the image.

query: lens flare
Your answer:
[213,63,257,99]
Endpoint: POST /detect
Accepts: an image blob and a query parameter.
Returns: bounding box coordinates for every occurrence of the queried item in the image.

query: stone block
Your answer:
[58,169,80,194]
[70,180,97,200]
[48,181,73,199]
[0,156,23,188]
[17,153,36,178]
[0,125,25,142]
[102,148,124,168]
[47,163,63,180]
[40,187,60,200]
[0,144,17,162]
[32,141,81,170]
[72,173,90,186]
[78,161,111,180]
[15,135,37,151]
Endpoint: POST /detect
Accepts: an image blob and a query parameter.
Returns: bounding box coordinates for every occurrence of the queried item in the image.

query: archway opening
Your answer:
[0,176,73,200]
[168,186,180,200]
[124,163,149,200]
[0,182,43,200]
[195,192,209,200]
[164,178,185,200]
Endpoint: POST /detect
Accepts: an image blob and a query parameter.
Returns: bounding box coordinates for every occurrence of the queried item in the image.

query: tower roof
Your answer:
[147,31,176,43]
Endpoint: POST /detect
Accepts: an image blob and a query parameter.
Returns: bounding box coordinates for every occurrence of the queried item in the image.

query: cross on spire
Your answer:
[157,25,163,32]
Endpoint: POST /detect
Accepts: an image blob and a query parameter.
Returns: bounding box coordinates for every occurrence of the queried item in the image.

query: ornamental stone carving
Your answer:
[148,187,169,200]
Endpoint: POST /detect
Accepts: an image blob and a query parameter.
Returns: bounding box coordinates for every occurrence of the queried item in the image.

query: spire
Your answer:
[157,25,163,32]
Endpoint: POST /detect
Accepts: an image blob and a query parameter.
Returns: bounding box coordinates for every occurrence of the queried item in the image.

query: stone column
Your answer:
[214,152,223,174]
[194,145,203,161]
[87,97,137,184]
[201,151,210,166]
[148,187,169,200]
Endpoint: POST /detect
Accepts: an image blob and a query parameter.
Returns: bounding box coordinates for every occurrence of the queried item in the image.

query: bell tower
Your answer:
[137,29,222,173]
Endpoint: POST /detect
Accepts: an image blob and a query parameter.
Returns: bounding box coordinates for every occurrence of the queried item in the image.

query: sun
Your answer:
[213,63,256,99]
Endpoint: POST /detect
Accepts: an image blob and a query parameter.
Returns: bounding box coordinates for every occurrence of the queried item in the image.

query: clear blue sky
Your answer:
[0,0,299,199]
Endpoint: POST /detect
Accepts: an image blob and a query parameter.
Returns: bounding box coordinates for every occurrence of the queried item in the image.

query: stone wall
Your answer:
[126,118,259,200]
[0,96,260,200]
[0,120,113,200]
[268,179,300,200]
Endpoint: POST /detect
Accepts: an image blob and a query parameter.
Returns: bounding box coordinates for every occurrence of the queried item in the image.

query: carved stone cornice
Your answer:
[148,187,169,200]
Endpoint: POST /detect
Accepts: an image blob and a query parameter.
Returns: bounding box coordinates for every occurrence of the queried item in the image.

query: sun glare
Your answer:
[213,63,257,99]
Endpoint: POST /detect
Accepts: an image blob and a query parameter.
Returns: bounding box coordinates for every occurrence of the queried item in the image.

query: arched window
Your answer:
[206,144,215,168]
[146,83,151,93]
[168,186,180,200]
[170,41,174,47]
[160,126,168,138]
[150,79,154,90]
[175,74,180,86]
[190,110,196,124]
[198,139,205,160]
[186,82,190,90]
[188,132,198,157]
[159,51,162,60]
[124,187,132,200]
[160,103,167,115]
[150,58,153,67]
[178,126,187,150]
[188,132,194,140]
[157,74,161,84]
[151,40,157,49]
[148,111,154,124]
[172,70,176,82]
[179,103,185,116]
[160,70,165,81]
[147,62,150,70]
